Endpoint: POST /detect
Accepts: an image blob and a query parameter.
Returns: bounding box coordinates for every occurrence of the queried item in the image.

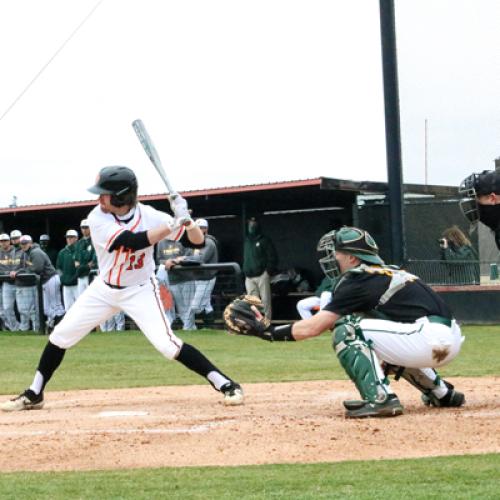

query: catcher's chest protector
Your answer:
[336,265,418,307]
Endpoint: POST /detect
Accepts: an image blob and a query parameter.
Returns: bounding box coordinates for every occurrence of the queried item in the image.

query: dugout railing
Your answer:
[162,262,244,329]
[0,273,45,333]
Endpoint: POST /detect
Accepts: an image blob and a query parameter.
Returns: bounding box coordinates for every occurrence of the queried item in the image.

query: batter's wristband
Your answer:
[184,219,196,230]
[270,324,295,341]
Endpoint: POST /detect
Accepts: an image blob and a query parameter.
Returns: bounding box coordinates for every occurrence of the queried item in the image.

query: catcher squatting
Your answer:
[225,226,465,418]
[1,166,243,412]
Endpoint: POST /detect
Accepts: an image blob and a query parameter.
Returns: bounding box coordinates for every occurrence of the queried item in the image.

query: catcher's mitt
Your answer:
[223,295,272,339]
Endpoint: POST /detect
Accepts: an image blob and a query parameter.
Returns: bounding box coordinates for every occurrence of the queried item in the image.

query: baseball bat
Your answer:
[131,119,178,199]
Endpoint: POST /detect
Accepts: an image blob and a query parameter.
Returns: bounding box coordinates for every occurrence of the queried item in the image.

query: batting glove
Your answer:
[170,195,190,220]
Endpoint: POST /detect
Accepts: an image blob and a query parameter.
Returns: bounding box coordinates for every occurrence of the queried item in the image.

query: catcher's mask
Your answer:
[88,166,138,207]
[317,226,383,278]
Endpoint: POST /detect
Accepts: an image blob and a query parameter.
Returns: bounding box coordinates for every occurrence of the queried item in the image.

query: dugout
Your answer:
[0,177,465,275]
[1,177,497,323]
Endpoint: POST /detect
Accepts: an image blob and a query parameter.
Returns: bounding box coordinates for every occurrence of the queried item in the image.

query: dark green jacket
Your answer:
[56,244,78,286]
[441,244,479,285]
[314,276,336,296]
[74,237,97,278]
[243,231,278,278]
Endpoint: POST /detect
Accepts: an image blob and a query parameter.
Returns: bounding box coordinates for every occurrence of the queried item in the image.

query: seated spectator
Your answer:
[439,225,479,285]
[296,275,335,319]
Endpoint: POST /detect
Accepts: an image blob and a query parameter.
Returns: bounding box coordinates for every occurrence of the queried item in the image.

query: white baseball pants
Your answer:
[42,275,65,322]
[245,271,272,319]
[63,285,79,311]
[1,282,19,331]
[77,276,89,296]
[50,276,183,359]
[360,316,464,368]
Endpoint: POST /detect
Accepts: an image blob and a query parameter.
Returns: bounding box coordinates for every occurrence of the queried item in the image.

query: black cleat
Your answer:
[1,389,44,412]
[220,382,244,406]
[344,394,403,418]
[422,388,465,407]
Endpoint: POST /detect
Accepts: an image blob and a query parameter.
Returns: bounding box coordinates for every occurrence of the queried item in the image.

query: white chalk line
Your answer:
[97,410,149,417]
[461,410,500,418]
[0,419,236,438]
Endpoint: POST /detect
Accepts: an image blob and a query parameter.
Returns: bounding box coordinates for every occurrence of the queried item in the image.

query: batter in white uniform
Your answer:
[1,166,243,411]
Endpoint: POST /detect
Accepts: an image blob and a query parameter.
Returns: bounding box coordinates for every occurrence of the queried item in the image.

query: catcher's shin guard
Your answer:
[386,365,442,393]
[384,365,465,408]
[333,316,389,404]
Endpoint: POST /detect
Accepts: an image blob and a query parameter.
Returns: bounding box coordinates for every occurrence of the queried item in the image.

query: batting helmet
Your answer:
[88,166,138,207]
[317,226,383,278]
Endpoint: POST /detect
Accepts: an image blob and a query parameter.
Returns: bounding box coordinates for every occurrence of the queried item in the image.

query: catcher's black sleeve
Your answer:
[108,230,149,252]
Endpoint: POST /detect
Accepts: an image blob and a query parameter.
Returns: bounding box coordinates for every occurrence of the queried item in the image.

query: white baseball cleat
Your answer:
[221,382,244,406]
[1,390,44,412]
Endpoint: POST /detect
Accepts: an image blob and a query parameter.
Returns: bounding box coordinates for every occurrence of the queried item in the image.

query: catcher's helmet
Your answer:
[317,226,383,278]
[88,166,138,207]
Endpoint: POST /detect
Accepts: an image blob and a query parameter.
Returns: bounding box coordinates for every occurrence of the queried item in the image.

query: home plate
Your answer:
[97,410,149,418]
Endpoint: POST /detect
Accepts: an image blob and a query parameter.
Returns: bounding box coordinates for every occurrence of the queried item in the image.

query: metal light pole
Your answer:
[379,0,406,264]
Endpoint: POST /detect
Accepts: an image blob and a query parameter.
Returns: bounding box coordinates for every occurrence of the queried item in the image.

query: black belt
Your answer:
[105,282,127,290]
[427,315,452,327]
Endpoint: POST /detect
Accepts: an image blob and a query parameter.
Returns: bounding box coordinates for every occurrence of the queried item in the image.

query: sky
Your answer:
[0,0,499,208]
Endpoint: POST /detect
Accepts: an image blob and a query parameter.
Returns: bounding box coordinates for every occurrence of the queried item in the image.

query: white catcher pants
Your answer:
[360,316,464,369]
[50,276,183,359]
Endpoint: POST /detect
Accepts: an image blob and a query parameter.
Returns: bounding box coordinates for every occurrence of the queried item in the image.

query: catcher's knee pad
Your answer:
[333,316,388,404]
[332,315,364,349]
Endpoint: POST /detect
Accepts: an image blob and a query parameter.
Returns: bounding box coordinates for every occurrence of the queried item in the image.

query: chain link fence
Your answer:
[402,259,499,286]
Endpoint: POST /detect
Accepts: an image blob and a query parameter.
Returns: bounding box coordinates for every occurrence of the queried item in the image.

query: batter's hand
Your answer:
[170,195,190,220]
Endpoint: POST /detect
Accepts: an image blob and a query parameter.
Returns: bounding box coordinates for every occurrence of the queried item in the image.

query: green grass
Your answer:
[0,454,498,499]
[0,327,498,498]
[0,325,498,394]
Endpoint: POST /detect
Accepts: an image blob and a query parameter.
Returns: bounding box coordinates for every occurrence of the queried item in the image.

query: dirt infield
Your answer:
[0,376,498,472]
